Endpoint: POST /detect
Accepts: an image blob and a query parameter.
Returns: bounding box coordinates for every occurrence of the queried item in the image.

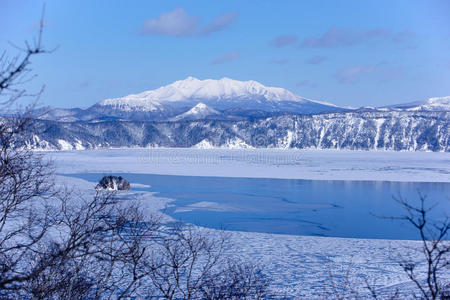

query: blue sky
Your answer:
[1,0,450,108]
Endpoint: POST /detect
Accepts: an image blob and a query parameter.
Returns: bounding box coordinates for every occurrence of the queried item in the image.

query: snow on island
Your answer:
[96,175,131,190]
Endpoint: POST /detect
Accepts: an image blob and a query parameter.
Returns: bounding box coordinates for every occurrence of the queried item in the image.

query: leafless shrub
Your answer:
[145,224,269,299]
[362,277,399,300]
[200,260,269,300]
[146,225,228,299]
[326,192,449,300]
[326,265,360,300]
[388,193,449,300]
[0,185,161,298]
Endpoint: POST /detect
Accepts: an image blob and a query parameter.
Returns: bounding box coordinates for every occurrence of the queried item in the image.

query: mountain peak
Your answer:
[192,102,209,109]
[178,76,201,83]
[170,102,220,121]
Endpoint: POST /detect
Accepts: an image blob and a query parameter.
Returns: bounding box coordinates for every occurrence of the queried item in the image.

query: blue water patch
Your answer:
[66,173,450,240]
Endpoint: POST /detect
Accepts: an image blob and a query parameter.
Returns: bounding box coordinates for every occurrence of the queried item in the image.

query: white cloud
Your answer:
[201,11,239,35]
[140,8,237,37]
[140,8,200,37]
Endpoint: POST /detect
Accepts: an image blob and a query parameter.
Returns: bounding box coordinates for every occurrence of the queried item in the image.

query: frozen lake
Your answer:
[69,173,450,240]
[48,148,450,182]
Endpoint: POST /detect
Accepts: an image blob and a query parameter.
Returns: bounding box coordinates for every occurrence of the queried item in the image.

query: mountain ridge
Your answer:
[26,110,449,152]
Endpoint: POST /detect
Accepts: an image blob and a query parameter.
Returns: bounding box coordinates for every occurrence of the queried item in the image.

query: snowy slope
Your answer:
[170,102,220,121]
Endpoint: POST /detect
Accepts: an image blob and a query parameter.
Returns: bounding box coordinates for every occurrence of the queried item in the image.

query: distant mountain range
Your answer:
[36,77,450,123]
[21,77,450,151]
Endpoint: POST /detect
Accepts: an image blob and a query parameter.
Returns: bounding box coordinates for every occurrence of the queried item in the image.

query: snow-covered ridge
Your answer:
[26,110,449,152]
[387,96,450,111]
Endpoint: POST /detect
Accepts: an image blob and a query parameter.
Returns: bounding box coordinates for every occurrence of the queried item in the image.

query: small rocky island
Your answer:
[96,175,130,190]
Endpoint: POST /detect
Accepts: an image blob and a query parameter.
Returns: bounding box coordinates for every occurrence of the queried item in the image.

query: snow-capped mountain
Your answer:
[384,96,450,112]
[100,76,304,106]
[170,102,220,121]
[90,77,344,119]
